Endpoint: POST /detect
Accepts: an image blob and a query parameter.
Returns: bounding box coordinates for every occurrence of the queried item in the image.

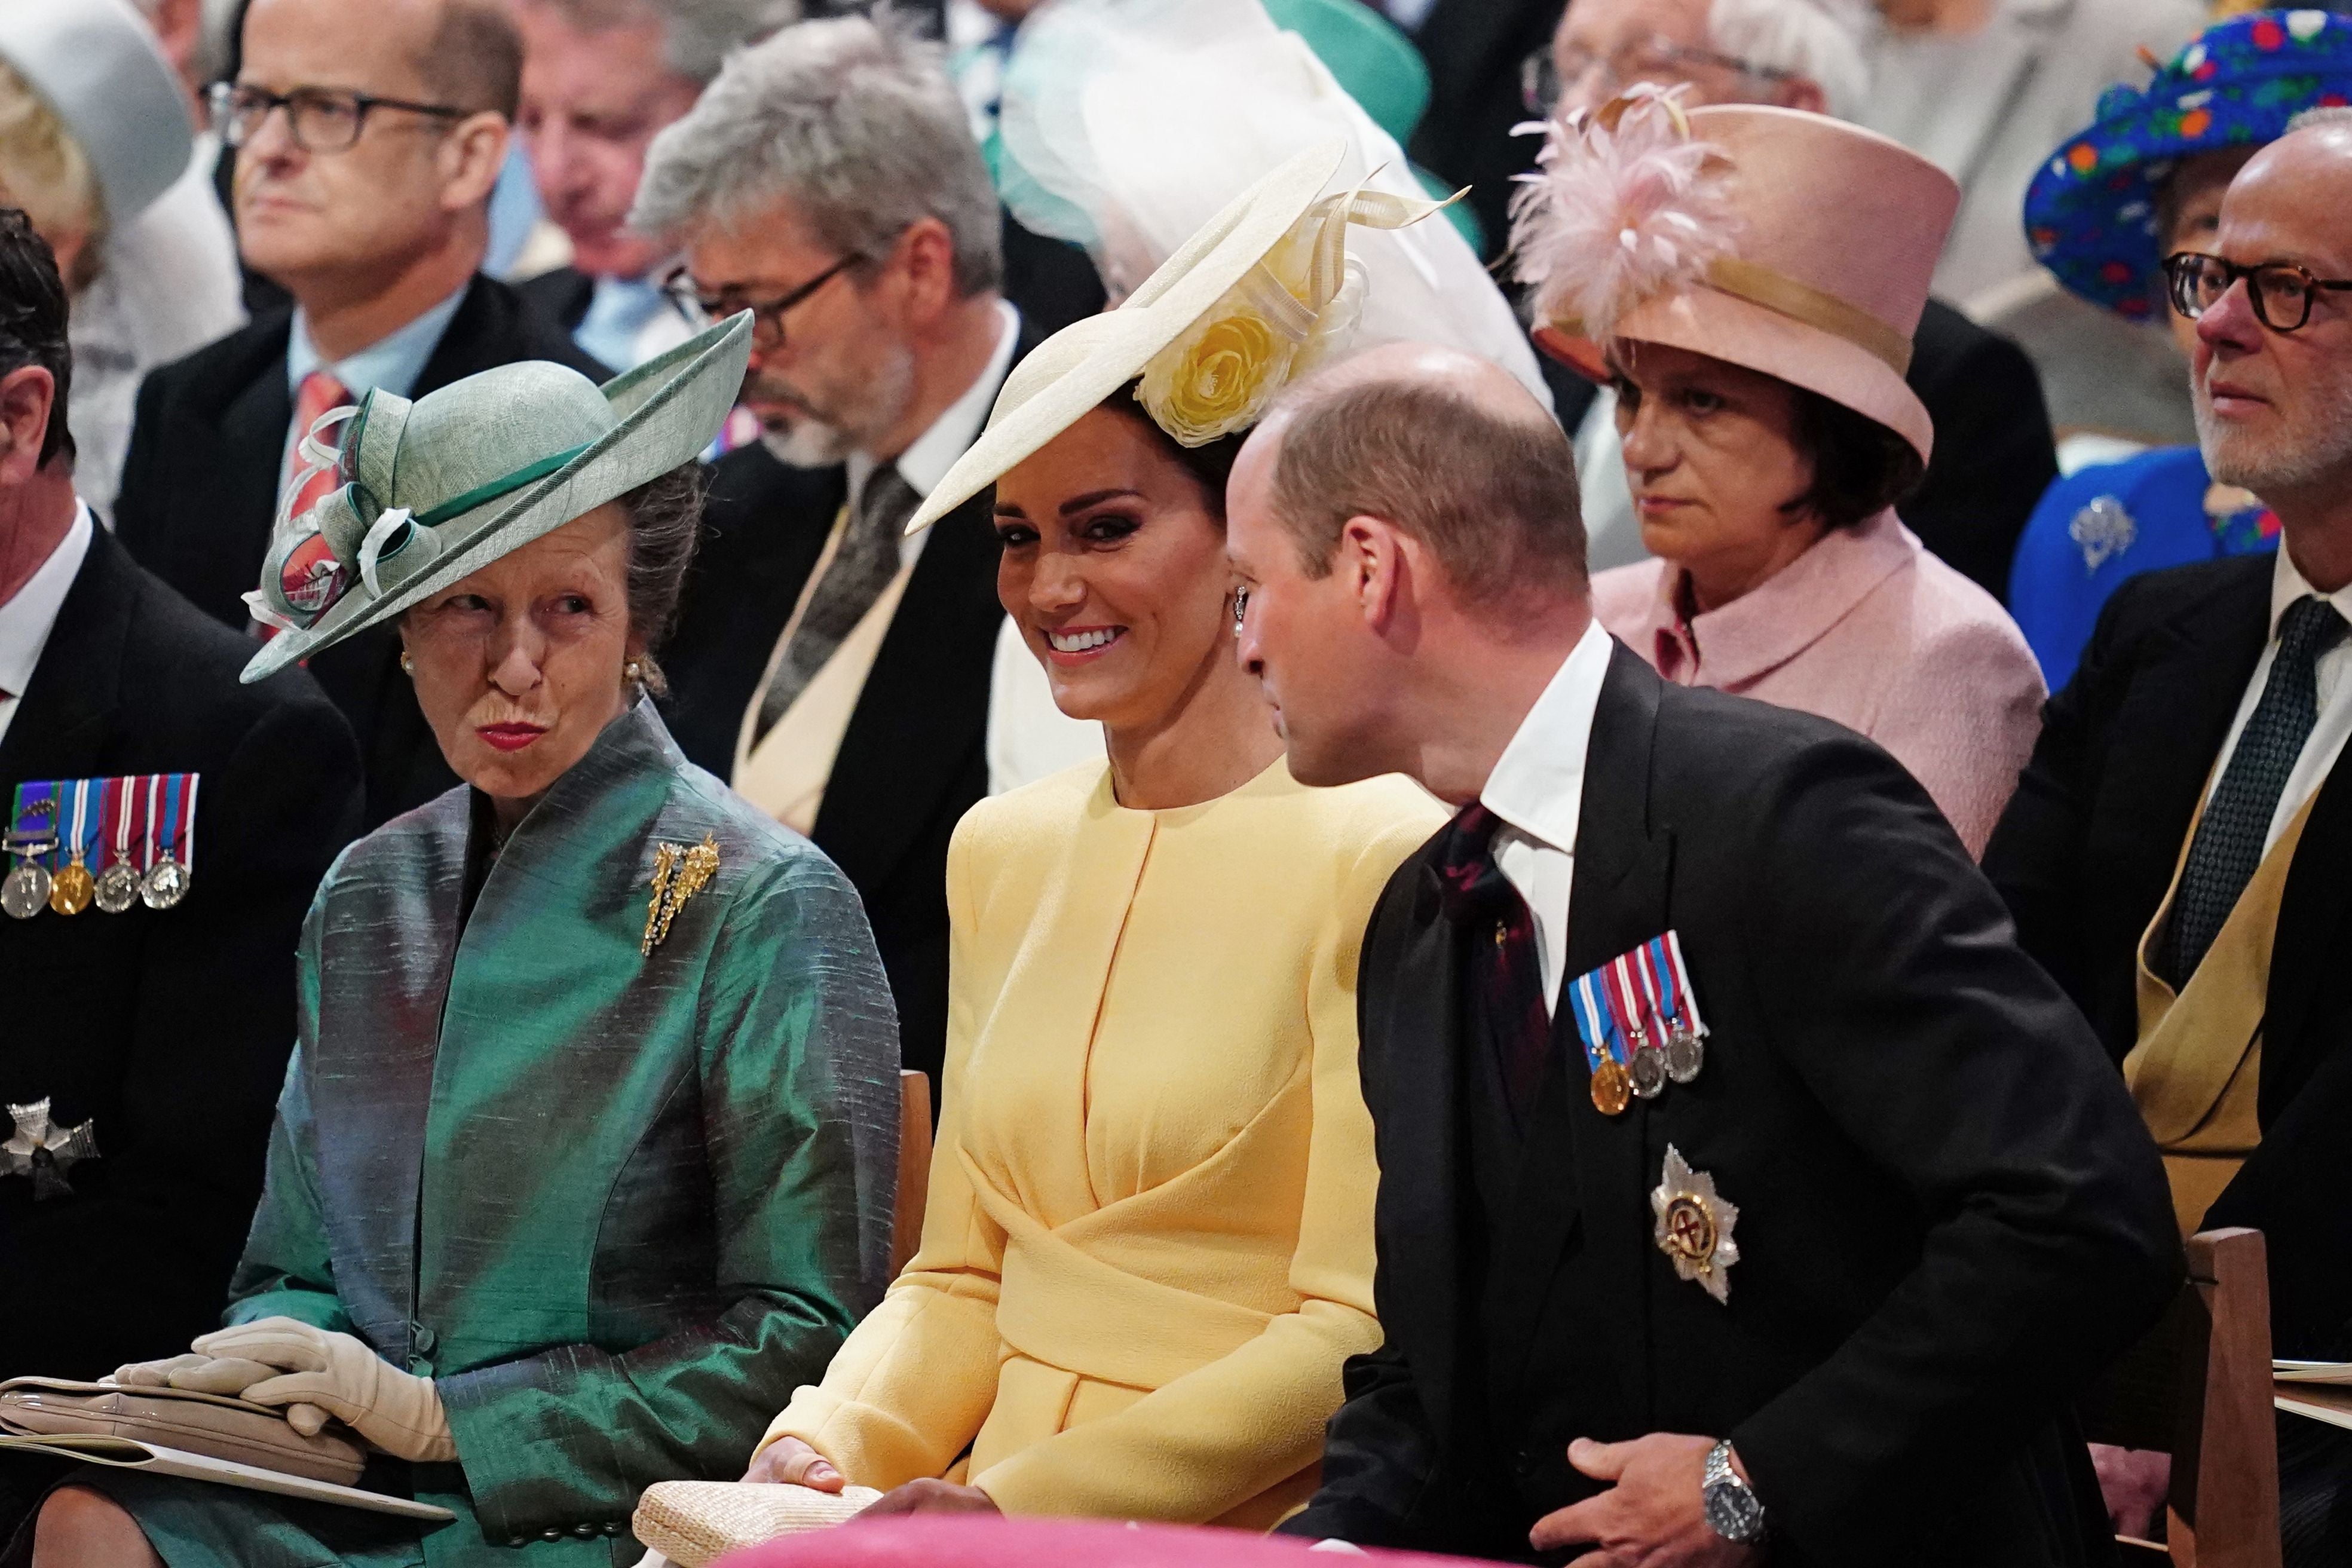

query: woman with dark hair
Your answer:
[734,145,1456,1530]
[1513,93,2045,856]
[32,318,902,1568]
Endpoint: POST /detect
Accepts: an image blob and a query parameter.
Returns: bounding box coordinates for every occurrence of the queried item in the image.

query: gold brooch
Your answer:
[1651,1144,1740,1304]
[642,832,720,956]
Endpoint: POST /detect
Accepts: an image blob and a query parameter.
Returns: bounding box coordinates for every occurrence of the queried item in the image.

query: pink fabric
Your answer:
[715,1516,1501,1568]
[1591,510,2044,858]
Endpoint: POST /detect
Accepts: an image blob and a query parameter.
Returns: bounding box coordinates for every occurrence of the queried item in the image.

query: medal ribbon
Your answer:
[8,780,57,859]
[143,774,161,874]
[173,774,200,873]
[1639,936,1682,1038]
[155,774,190,866]
[1602,954,1649,1048]
[1567,970,1624,1081]
[1665,929,1708,1037]
[103,776,134,874]
[65,780,93,867]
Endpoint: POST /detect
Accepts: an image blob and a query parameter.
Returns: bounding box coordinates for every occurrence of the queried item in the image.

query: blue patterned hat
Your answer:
[2025,9,2352,320]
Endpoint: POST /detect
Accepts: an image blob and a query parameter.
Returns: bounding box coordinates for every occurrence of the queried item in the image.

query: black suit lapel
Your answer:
[2117,567,2272,874]
[2267,720,2352,1118]
[177,336,296,629]
[414,276,512,393]
[0,530,136,789]
[1387,866,1470,1443]
[1487,643,1673,1418]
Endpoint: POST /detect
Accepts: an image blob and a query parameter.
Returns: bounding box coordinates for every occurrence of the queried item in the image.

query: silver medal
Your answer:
[141,855,190,911]
[94,862,143,914]
[1,862,50,920]
[1630,1042,1668,1099]
[1666,1026,1706,1084]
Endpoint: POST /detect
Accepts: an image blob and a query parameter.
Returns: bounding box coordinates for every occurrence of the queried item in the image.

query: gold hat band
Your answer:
[1704,256,1914,376]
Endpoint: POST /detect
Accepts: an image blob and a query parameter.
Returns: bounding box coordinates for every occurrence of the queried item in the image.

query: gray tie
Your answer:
[755,465,923,746]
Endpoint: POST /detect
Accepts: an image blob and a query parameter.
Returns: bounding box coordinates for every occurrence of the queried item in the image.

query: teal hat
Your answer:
[241,314,752,684]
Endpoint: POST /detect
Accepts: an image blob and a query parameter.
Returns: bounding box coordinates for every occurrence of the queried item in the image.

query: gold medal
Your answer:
[1651,1144,1740,1304]
[49,854,93,916]
[1590,1056,1634,1116]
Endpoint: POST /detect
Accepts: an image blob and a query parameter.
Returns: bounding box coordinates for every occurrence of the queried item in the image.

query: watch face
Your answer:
[1705,1479,1767,1543]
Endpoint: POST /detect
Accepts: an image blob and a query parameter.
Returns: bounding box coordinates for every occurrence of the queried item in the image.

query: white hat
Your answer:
[0,0,192,225]
[907,140,1465,536]
[240,314,754,683]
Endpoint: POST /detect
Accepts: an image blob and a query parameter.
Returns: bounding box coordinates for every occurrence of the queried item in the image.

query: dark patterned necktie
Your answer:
[2163,593,2347,985]
[754,464,923,746]
[1435,803,1553,1121]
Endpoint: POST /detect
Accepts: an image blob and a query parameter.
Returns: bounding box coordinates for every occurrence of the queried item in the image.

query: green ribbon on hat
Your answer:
[412,442,598,530]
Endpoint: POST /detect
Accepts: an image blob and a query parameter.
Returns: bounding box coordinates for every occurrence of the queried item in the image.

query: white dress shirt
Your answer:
[2208,548,2352,855]
[0,501,94,748]
[282,284,470,476]
[1477,615,1615,1014]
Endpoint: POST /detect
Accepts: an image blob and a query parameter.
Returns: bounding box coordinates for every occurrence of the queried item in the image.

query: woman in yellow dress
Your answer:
[737,138,1534,1527]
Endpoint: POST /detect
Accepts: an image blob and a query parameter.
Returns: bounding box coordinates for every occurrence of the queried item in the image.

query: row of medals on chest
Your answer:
[2,823,188,918]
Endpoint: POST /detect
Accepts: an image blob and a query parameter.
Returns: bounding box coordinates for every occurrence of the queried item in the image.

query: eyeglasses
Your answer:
[659,254,866,351]
[209,82,470,154]
[1521,34,1796,117]
[2163,250,2352,333]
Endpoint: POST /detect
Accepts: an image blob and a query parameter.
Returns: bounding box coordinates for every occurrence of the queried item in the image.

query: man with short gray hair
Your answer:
[512,0,800,369]
[636,11,1035,1092]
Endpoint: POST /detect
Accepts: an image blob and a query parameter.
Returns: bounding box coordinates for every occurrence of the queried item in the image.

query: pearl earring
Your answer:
[400,651,414,675]
[624,659,644,684]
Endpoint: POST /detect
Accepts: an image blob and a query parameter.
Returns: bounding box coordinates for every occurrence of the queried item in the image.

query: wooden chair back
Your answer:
[2078,1227,2279,1568]
[890,1070,933,1278]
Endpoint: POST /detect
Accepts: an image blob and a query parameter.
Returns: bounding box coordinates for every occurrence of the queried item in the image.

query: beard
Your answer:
[750,346,917,470]
[2197,358,2352,496]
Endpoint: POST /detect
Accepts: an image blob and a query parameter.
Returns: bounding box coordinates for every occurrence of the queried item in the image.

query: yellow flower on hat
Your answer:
[1136,291,1302,447]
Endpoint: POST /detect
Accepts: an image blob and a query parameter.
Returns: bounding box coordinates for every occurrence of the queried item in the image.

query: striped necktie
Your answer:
[754,465,923,746]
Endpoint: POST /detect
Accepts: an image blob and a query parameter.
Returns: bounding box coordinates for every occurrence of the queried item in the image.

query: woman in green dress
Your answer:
[30,317,902,1567]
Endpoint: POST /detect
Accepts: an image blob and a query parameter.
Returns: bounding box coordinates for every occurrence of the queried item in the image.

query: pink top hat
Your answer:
[1511,93,1959,463]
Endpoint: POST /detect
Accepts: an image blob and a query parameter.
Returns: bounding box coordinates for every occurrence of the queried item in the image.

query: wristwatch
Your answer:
[1702,1439,1767,1545]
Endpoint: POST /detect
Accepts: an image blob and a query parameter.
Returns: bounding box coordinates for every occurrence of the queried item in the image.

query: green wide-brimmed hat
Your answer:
[240,313,752,685]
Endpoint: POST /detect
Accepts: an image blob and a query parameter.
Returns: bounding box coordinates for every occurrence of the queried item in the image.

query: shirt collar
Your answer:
[1641,509,1916,687]
[2267,544,2352,640]
[0,501,94,701]
[849,299,1022,500]
[286,281,471,402]
[1480,615,1614,856]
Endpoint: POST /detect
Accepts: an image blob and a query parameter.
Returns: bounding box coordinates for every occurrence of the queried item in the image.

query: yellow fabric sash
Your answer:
[2125,790,2317,1235]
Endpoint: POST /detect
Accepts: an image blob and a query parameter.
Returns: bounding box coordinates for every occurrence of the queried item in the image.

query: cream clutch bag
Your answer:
[632,1481,881,1566]
[0,1377,368,1486]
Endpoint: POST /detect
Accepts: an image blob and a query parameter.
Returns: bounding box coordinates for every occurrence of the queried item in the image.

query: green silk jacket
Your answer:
[106,701,901,1566]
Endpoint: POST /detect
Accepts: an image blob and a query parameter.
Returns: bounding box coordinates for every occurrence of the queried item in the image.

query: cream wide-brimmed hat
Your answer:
[905,138,1463,535]
[0,0,192,225]
[239,314,752,684]
[1511,91,1958,463]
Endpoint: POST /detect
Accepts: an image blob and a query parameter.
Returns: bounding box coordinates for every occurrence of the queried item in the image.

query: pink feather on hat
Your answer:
[1509,84,1742,346]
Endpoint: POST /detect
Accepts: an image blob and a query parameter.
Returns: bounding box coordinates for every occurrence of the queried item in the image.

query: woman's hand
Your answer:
[192,1318,455,1463]
[743,1435,844,1492]
[858,1480,999,1518]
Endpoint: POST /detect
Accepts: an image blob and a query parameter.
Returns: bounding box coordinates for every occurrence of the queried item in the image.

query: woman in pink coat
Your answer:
[1511,91,2044,856]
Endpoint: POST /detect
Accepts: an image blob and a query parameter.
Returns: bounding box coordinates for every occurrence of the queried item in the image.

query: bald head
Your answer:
[1239,341,1587,606]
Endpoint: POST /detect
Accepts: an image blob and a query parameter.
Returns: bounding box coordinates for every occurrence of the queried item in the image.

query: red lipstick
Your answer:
[477,722,547,754]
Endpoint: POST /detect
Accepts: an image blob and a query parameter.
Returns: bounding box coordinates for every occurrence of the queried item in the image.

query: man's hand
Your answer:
[744,1435,845,1492]
[2089,1444,2170,1540]
[1528,1434,1762,1568]
[856,1479,1000,1518]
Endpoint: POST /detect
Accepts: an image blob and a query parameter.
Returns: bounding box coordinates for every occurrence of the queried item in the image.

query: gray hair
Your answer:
[523,0,802,85]
[1707,0,1869,122]
[630,11,1002,295]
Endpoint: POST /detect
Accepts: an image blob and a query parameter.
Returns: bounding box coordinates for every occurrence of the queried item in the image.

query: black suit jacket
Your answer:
[1404,0,1567,261]
[0,528,362,1379]
[1984,555,2352,1358]
[112,274,608,829]
[1289,645,2178,1566]
[655,321,1034,1090]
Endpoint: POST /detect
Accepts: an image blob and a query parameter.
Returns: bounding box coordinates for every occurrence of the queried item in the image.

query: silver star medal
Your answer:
[2067,495,2136,575]
[4,1098,99,1200]
[1652,1144,1740,1304]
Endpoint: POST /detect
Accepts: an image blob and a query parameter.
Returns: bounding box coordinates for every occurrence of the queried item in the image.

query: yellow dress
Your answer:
[762,755,1443,1526]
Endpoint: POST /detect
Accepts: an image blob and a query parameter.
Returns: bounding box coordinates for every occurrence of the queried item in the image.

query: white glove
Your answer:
[192,1318,457,1463]
[110,1352,284,1396]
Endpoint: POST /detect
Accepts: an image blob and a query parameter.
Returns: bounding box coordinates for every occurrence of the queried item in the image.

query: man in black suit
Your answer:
[0,212,360,1500]
[1532,0,2057,598]
[1984,120,2352,1563]
[114,0,605,829]
[632,14,1039,1091]
[1225,344,2178,1567]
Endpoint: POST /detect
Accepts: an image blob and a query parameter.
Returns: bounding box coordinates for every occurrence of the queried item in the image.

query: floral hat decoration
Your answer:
[240,314,752,683]
[2025,10,2352,321]
[1510,88,1958,462]
[904,139,1463,535]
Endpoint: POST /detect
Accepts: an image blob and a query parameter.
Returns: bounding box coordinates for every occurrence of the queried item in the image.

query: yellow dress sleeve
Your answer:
[758,814,1011,1487]
[970,812,1427,1522]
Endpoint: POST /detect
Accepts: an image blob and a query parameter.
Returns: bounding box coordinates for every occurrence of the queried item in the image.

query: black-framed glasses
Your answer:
[659,254,866,350]
[1520,34,1797,117]
[209,81,470,154]
[2163,250,2352,333]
